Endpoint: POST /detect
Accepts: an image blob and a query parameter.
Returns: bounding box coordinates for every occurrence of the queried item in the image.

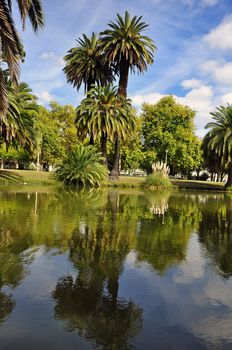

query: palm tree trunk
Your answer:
[110,58,129,178]
[118,58,129,98]
[110,136,120,179]
[226,163,232,189]
[101,132,108,166]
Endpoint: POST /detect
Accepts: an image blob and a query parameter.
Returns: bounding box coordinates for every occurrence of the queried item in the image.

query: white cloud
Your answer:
[201,0,218,6]
[181,79,203,89]
[131,84,214,137]
[204,16,232,50]
[181,0,218,7]
[37,91,54,104]
[200,60,232,85]
[220,92,232,105]
[39,51,64,67]
[132,92,165,106]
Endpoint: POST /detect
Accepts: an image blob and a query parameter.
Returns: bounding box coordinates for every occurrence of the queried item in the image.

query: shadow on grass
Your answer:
[0,170,22,184]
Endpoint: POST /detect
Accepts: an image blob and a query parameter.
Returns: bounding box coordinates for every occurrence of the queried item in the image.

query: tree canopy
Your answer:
[141,96,202,176]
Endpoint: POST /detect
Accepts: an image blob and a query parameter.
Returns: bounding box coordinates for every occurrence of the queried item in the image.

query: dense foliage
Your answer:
[141,96,203,176]
[56,144,107,187]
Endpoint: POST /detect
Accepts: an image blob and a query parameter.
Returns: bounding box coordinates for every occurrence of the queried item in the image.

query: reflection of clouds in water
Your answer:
[125,251,137,266]
[204,282,232,307]
[123,233,232,348]
[193,314,232,345]
[173,234,205,284]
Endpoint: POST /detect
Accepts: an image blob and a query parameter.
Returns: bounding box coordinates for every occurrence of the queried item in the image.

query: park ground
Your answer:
[0,169,225,191]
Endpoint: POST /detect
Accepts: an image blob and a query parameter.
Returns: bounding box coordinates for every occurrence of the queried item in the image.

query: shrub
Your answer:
[56,144,107,187]
[142,173,172,190]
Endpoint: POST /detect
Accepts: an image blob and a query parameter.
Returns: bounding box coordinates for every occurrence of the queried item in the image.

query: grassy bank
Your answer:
[0,170,226,191]
[0,169,56,186]
[108,176,225,191]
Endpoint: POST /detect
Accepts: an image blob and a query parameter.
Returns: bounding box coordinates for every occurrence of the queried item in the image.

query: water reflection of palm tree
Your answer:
[52,192,142,349]
[198,195,232,278]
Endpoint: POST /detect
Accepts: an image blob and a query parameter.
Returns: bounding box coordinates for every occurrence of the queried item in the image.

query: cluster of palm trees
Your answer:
[64,11,156,177]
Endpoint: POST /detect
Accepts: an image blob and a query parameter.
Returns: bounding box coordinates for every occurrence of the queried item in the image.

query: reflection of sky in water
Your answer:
[122,234,232,349]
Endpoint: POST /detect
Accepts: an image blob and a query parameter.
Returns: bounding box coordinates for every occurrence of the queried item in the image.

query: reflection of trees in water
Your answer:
[2,187,232,339]
[52,275,142,350]
[0,292,15,325]
[0,250,32,324]
[198,195,232,278]
[136,194,202,274]
[52,192,142,349]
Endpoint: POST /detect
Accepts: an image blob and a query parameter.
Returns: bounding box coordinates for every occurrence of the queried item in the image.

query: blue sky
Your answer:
[15,0,232,136]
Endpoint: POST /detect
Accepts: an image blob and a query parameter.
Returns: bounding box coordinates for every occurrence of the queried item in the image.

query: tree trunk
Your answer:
[110,137,120,179]
[101,132,108,167]
[36,152,40,171]
[110,58,129,178]
[226,163,232,189]
[118,58,129,98]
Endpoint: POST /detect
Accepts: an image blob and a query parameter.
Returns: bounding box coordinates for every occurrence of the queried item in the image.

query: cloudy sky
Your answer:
[15,0,232,136]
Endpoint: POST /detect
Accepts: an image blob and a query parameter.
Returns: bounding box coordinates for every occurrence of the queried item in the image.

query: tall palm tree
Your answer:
[100,11,156,177]
[76,85,136,167]
[204,104,232,188]
[63,32,114,93]
[0,0,44,117]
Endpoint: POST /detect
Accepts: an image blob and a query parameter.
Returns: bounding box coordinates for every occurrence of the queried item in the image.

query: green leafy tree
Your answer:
[142,96,202,177]
[204,104,232,188]
[0,0,44,116]
[49,102,77,153]
[76,85,136,166]
[36,106,65,169]
[120,117,144,173]
[100,11,156,177]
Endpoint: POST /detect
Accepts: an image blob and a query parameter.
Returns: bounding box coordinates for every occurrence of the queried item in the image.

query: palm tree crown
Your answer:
[1,81,39,151]
[0,0,44,116]
[63,33,114,92]
[205,104,232,187]
[100,11,156,96]
[76,85,136,165]
[205,105,232,163]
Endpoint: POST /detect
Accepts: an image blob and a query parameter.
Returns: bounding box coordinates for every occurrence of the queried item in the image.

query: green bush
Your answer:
[56,144,107,187]
[142,173,172,190]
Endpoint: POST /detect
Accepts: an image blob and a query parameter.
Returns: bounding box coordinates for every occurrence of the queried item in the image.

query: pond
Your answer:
[0,187,232,350]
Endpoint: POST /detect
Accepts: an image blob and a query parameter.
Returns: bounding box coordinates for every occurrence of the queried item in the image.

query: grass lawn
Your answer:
[108,176,225,191]
[172,178,224,191]
[0,170,226,191]
[108,176,144,188]
[0,169,56,185]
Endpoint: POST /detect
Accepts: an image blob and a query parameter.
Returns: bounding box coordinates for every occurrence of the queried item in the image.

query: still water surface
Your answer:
[0,187,232,350]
